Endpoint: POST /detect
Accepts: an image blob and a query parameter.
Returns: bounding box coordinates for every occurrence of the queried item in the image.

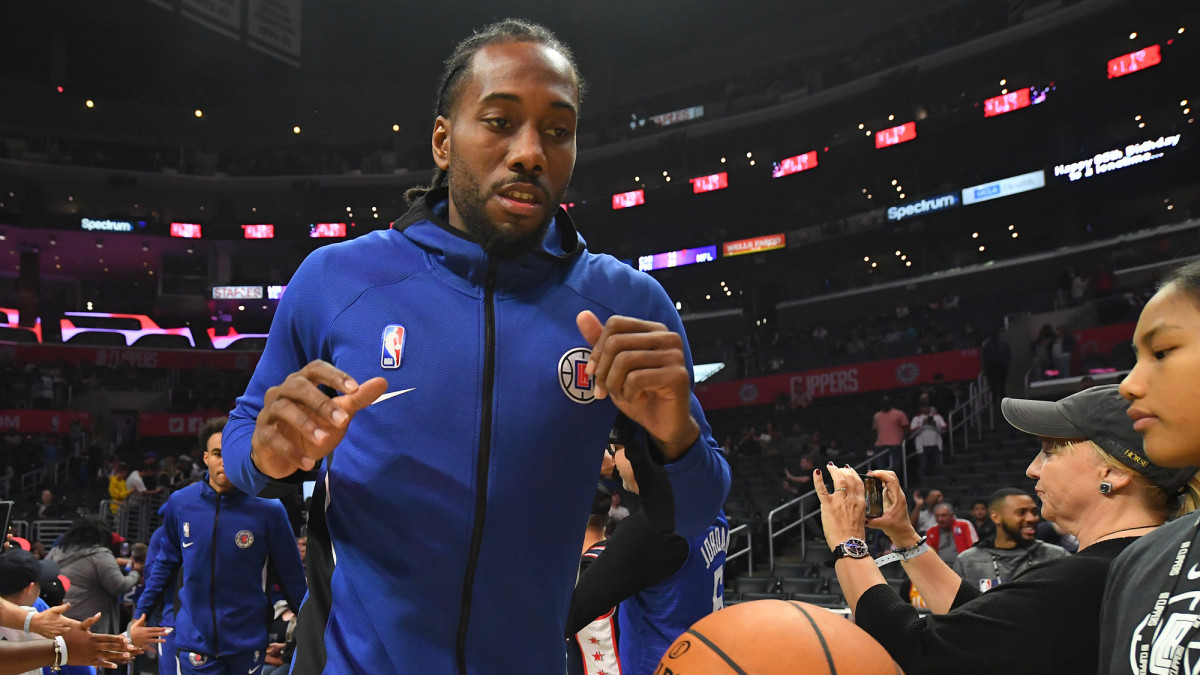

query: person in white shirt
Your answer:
[911,397,948,479]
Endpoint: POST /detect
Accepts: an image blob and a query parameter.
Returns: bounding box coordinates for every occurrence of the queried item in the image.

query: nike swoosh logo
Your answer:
[248,667,261,674]
[182,542,194,548]
[371,388,415,405]
[1188,564,1200,580]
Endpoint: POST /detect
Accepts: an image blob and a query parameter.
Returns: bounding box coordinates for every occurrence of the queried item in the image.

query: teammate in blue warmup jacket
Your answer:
[142,503,179,675]
[220,19,730,674]
[135,419,307,675]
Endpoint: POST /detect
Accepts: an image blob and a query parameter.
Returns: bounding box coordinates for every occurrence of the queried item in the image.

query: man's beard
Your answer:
[447,157,556,259]
[1001,520,1034,548]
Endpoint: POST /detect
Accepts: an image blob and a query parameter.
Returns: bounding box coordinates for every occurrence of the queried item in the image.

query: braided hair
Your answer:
[403,18,585,205]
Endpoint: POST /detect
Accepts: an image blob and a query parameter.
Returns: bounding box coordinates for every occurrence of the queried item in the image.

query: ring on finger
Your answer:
[833,487,848,492]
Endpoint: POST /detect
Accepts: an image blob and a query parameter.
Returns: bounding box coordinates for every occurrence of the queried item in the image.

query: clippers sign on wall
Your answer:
[695,349,981,410]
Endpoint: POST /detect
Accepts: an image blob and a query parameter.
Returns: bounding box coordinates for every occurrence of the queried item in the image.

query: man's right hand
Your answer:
[251,360,388,479]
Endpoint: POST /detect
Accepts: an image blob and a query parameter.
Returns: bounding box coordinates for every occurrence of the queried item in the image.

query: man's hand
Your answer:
[251,360,388,479]
[67,613,135,668]
[127,614,169,651]
[31,603,79,638]
[576,311,700,461]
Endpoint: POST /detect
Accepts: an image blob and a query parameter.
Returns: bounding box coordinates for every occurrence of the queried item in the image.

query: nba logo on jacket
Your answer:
[381,325,406,369]
[558,347,594,403]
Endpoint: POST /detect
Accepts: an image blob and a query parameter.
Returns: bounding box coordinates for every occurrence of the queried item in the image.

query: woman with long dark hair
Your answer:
[46,516,141,635]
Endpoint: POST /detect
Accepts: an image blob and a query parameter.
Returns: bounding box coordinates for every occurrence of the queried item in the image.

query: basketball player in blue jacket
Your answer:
[221,18,730,675]
[135,418,307,674]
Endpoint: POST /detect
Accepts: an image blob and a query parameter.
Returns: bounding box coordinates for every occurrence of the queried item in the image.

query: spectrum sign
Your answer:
[612,189,645,210]
[691,172,728,194]
[875,122,917,149]
[772,151,818,178]
[722,234,786,257]
[887,193,960,221]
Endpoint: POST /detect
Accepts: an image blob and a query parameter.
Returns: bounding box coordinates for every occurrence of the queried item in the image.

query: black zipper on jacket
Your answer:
[456,258,499,675]
[211,491,222,656]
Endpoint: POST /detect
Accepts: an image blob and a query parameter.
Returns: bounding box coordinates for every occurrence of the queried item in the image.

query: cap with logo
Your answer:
[0,548,61,596]
[1001,384,1197,495]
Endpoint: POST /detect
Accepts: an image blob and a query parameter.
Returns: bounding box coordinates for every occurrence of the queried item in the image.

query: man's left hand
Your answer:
[577,311,699,461]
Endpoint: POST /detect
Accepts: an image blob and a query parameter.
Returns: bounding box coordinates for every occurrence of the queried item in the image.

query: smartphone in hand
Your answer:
[820,473,884,518]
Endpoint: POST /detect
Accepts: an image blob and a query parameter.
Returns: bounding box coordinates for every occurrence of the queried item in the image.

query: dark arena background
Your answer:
[0,0,1197,671]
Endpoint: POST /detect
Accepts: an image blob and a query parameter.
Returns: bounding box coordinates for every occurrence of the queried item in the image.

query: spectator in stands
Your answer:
[608,492,631,524]
[737,426,763,456]
[930,373,957,417]
[927,503,978,564]
[908,488,943,534]
[968,499,996,542]
[872,396,908,472]
[1102,261,1200,670]
[1070,270,1090,306]
[46,516,141,635]
[1051,326,1076,378]
[814,384,1198,674]
[124,462,162,502]
[982,330,1011,403]
[909,397,948,480]
[29,489,62,521]
[1032,324,1055,378]
[107,463,130,515]
[782,453,818,495]
[952,488,1067,592]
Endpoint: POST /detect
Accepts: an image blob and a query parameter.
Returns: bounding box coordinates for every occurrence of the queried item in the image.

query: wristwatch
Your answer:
[830,537,870,563]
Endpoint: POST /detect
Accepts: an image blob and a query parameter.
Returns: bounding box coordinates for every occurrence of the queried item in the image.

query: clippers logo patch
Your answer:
[235,530,255,549]
[187,652,207,667]
[381,325,406,369]
[558,348,595,404]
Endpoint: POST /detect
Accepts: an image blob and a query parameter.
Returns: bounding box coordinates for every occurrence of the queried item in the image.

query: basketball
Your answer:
[655,600,902,674]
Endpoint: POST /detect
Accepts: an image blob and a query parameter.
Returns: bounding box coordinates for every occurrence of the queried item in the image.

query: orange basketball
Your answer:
[655,600,903,674]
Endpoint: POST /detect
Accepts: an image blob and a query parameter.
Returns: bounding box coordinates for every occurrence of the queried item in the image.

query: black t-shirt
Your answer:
[856,537,1134,675]
[1100,514,1200,675]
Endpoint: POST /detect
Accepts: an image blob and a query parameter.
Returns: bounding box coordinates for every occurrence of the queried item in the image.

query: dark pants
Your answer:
[916,445,943,477]
[874,445,904,474]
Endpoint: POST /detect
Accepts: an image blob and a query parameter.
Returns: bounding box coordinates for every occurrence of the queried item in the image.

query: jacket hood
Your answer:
[48,544,111,567]
[391,187,585,291]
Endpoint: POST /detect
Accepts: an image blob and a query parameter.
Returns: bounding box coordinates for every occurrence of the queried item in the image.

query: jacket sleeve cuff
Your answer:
[663,430,731,537]
[224,415,271,497]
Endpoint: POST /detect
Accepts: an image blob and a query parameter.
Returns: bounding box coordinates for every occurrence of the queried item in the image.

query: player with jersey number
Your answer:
[133,418,307,675]
[568,416,728,674]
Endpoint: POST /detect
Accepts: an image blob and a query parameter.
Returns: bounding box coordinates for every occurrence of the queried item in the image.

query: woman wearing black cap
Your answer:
[1102,260,1200,674]
[814,384,1200,675]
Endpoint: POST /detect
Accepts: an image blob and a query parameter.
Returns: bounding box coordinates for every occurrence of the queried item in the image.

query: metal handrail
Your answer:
[765,453,879,571]
[726,523,753,573]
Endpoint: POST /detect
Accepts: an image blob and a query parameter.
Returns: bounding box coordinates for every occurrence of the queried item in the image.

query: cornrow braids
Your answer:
[403,18,585,206]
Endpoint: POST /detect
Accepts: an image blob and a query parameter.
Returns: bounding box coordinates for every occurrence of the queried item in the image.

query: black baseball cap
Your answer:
[0,549,60,596]
[1002,384,1197,495]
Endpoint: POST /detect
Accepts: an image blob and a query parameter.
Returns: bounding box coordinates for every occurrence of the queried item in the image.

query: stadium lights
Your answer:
[1000,79,1006,85]
[393,124,400,132]
[746,152,753,158]
[56,86,64,93]
[85,100,94,108]
[1129,32,1137,39]
[972,232,979,239]
[720,157,726,163]
[888,114,894,121]
[705,294,711,300]
[749,160,755,166]
[863,256,870,262]
[293,126,301,134]
[1180,27,1186,34]
[195,109,203,118]
[899,193,905,198]
[894,250,901,256]
[665,176,671,182]
[891,179,897,185]
[906,261,912,267]
[979,245,986,252]
[858,123,864,129]
[662,171,668,176]
[634,176,640,181]
[1013,232,1020,237]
